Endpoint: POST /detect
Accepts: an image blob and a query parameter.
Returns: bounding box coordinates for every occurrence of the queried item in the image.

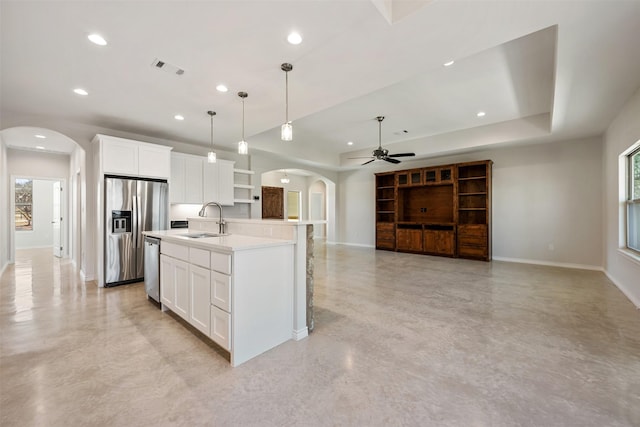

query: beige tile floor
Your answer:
[1,245,639,426]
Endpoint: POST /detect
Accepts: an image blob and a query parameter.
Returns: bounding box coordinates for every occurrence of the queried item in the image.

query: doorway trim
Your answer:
[9,174,67,263]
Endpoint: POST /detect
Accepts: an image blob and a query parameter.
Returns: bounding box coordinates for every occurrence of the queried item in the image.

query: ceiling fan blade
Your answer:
[362,159,376,165]
[348,156,375,159]
[383,157,401,164]
[388,153,415,158]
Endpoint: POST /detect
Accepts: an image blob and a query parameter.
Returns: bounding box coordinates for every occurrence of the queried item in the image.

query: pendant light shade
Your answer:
[237,92,249,155]
[280,170,290,184]
[207,110,217,163]
[281,63,293,141]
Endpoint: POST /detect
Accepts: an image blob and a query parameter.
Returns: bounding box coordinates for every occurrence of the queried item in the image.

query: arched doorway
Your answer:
[0,126,87,275]
[260,169,335,242]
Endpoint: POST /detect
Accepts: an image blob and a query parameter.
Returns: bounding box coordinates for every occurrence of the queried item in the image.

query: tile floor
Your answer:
[1,245,639,426]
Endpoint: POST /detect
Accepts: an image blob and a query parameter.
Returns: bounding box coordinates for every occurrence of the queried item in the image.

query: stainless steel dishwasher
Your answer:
[144,236,161,304]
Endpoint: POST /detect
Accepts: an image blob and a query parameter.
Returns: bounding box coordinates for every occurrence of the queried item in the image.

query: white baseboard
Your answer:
[292,327,308,341]
[491,256,604,271]
[0,261,7,278]
[80,270,96,283]
[333,241,375,248]
[604,270,640,309]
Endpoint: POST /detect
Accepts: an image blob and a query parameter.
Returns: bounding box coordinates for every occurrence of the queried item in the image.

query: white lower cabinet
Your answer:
[159,239,294,367]
[210,305,231,351]
[189,264,211,335]
[160,253,189,322]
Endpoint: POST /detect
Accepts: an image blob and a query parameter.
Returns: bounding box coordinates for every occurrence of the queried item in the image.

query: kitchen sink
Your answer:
[180,232,228,239]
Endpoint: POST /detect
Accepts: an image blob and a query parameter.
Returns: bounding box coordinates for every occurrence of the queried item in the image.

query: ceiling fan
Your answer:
[354,116,415,165]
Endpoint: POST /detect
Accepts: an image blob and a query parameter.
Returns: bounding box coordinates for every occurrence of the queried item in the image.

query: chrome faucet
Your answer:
[198,201,227,234]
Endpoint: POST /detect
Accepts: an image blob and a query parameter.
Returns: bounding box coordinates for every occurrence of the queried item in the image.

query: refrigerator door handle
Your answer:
[132,195,138,248]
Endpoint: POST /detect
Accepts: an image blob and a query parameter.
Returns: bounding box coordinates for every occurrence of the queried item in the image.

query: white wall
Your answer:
[0,135,8,275]
[338,136,604,268]
[603,87,640,308]
[15,179,55,249]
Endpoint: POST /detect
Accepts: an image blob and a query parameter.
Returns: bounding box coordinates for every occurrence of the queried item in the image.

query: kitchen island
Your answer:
[144,229,295,367]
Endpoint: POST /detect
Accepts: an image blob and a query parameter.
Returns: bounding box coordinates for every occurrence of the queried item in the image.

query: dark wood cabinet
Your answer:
[375,160,491,261]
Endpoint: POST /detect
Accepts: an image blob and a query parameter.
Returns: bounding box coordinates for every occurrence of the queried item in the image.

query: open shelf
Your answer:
[233,168,255,175]
[234,184,255,189]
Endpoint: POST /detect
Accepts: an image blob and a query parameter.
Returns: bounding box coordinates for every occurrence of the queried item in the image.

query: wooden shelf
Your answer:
[458,176,486,181]
[375,160,492,261]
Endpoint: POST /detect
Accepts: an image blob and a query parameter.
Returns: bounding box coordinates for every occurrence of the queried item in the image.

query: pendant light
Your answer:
[237,91,248,155]
[281,63,293,141]
[207,110,216,163]
[280,170,290,184]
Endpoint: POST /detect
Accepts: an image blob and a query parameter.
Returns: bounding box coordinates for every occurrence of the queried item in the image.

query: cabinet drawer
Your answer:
[376,239,395,250]
[210,251,231,275]
[211,271,231,312]
[458,244,487,258]
[457,224,487,237]
[377,228,395,240]
[210,305,231,351]
[161,241,189,261]
[458,234,487,246]
[189,247,210,268]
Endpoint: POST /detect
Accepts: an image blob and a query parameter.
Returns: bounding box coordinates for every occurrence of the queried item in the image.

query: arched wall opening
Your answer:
[0,127,87,277]
[259,169,335,242]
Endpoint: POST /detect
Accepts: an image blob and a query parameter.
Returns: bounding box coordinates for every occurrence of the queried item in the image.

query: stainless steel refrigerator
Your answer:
[105,176,168,287]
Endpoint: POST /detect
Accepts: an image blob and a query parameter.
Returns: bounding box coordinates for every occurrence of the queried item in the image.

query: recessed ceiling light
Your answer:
[287,31,302,45]
[174,115,184,121]
[73,88,88,96]
[477,111,486,117]
[216,84,228,92]
[35,146,45,150]
[35,134,46,139]
[443,60,455,67]
[347,141,354,146]
[88,34,107,46]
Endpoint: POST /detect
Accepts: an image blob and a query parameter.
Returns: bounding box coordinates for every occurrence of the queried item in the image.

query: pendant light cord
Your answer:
[242,98,245,141]
[285,70,289,123]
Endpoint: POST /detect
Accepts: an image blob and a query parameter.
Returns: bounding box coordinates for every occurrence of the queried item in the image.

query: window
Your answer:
[15,178,33,231]
[628,147,640,252]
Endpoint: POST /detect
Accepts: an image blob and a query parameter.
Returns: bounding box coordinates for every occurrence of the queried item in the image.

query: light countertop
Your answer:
[143,229,294,252]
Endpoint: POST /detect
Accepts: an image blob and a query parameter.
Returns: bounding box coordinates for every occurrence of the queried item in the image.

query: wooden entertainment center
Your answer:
[375,160,492,261]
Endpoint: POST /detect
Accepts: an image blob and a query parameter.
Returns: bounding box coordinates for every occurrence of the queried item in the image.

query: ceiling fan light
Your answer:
[238,140,248,155]
[281,122,293,141]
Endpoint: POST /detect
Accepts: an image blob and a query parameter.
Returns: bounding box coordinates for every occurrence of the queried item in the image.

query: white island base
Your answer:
[151,230,294,367]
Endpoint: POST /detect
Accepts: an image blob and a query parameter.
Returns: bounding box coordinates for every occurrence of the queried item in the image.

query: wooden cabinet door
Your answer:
[424,230,455,256]
[396,228,423,251]
[189,264,211,335]
[262,186,284,219]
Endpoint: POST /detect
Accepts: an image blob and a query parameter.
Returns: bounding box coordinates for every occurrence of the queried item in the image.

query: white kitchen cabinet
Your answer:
[203,159,235,206]
[170,153,203,204]
[211,271,231,312]
[156,235,294,367]
[210,305,231,351]
[94,134,171,179]
[160,253,189,321]
[189,264,211,335]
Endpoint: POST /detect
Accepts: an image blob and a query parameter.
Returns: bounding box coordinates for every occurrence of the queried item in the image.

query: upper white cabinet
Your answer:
[170,153,204,204]
[93,134,172,179]
[203,159,235,206]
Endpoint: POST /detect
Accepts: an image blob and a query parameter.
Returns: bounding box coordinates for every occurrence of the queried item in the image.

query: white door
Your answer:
[53,181,62,257]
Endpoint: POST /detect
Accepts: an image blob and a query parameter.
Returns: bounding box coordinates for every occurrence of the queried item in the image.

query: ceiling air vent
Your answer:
[151,58,185,76]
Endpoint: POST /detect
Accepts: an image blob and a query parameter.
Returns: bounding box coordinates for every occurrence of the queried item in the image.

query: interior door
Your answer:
[262,186,284,219]
[52,181,62,257]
